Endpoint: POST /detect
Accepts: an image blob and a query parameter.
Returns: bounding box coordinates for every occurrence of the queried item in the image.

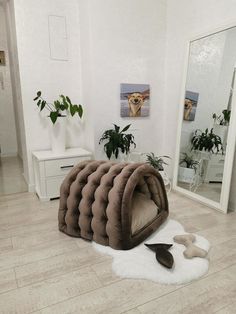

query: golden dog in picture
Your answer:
[127,92,148,117]
[184,98,193,120]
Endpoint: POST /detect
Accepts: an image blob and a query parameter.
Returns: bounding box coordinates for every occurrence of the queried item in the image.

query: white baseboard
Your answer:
[22,172,35,193]
[228,200,236,212]
[28,183,35,193]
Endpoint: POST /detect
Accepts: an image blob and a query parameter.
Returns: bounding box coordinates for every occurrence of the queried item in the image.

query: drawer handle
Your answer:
[60,165,74,169]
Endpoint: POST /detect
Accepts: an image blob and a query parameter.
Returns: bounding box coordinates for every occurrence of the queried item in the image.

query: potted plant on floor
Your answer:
[33,91,84,153]
[178,152,199,183]
[99,124,136,160]
[145,152,171,189]
[145,153,171,171]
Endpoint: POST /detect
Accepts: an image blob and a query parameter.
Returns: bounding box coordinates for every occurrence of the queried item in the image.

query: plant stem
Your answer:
[39,97,54,112]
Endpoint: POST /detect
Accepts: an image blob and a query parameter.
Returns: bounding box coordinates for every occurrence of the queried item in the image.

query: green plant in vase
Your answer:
[99,124,136,159]
[33,91,83,124]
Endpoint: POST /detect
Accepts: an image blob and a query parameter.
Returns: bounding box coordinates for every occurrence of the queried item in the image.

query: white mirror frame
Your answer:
[173,24,236,213]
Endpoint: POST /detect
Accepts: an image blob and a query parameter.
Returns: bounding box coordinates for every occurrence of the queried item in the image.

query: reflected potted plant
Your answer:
[33,91,83,153]
[191,128,223,154]
[99,124,136,161]
[212,109,231,148]
[212,109,231,126]
[178,152,199,183]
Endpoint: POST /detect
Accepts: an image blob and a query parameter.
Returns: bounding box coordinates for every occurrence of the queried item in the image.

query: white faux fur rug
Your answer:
[92,219,210,285]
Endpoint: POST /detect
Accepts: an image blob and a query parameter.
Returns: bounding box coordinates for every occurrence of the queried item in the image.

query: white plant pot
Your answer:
[110,152,130,162]
[178,166,195,183]
[49,117,66,153]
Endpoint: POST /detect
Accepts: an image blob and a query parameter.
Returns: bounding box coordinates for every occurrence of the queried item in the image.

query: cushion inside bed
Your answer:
[131,191,159,235]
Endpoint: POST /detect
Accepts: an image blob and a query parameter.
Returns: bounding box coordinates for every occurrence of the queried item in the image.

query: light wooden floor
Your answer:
[0,191,236,314]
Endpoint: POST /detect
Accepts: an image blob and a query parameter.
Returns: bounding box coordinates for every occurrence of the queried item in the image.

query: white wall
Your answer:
[78,0,167,160]
[0,4,18,156]
[165,0,236,210]
[13,0,84,186]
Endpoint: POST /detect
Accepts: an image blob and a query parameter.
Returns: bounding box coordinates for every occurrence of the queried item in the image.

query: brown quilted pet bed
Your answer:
[58,160,169,250]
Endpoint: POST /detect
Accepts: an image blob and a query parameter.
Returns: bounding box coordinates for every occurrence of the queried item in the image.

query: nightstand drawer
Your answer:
[33,148,92,201]
[205,164,224,182]
[46,176,65,198]
[210,154,225,164]
[45,156,90,177]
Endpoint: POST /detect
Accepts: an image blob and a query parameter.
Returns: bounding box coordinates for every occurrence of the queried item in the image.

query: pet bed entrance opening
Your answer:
[130,177,160,235]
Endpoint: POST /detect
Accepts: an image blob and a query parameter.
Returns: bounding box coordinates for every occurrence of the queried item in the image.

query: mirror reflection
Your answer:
[177,26,236,203]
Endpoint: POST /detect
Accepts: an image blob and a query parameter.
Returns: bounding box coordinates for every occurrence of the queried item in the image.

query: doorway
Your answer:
[0,1,27,196]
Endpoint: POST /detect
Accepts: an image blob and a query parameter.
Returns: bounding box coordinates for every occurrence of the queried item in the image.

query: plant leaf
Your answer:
[59,104,66,111]
[121,124,131,133]
[50,111,58,124]
[77,105,83,118]
[37,91,41,97]
[66,96,72,105]
[40,100,46,111]
[54,100,61,110]
[70,104,76,116]
[60,95,69,110]
[114,124,120,133]
[37,99,41,107]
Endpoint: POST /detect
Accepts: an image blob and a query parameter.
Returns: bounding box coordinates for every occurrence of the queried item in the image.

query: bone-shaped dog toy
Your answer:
[173,234,207,259]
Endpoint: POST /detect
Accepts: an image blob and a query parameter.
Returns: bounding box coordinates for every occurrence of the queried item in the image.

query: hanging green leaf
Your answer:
[77,104,83,118]
[66,96,72,105]
[59,104,66,111]
[60,95,69,110]
[54,100,61,110]
[70,104,76,116]
[37,99,41,107]
[50,111,58,124]
[40,100,46,111]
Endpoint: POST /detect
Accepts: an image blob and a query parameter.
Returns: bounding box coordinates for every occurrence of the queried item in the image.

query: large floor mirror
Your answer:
[173,25,236,213]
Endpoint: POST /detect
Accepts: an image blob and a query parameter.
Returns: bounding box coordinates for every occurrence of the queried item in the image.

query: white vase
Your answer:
[109,153,129,162]
[49,117,66,153]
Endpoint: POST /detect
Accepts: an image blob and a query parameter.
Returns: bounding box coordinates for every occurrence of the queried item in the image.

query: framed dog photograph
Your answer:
[183,90,199,121]
[120,83,150,117]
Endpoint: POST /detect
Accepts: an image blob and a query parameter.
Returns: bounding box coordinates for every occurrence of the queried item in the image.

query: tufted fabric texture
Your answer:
[58,160,169,250]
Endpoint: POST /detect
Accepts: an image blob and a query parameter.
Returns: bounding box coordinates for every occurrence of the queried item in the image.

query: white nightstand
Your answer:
[32,148,92,201]
[204,153,225,183]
